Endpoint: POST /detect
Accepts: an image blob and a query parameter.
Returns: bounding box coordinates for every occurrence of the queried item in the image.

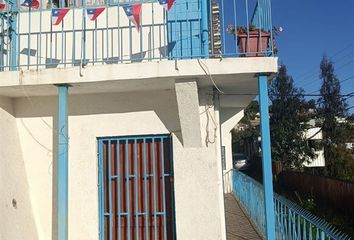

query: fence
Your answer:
[232,170,352,240]
[280,171,354,217]
[0,0,274,71]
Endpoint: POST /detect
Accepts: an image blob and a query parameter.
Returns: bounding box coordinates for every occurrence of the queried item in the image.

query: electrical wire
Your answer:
[18,80,71,158]
[197,58,225,94]
[295,42,354,86]
[195,56,352,101]
[307,75,354,95]
[296,59,354,93]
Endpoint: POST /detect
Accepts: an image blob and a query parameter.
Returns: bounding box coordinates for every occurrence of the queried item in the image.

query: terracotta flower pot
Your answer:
[237,30,271,57]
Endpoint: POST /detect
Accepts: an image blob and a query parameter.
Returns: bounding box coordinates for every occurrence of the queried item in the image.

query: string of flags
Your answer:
[0,0,175,31]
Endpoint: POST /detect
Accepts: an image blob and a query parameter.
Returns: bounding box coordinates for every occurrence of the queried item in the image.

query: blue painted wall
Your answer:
[167,0,204,59]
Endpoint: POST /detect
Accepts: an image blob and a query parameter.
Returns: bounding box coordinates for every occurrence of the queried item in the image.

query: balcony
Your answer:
[0,0,274,71]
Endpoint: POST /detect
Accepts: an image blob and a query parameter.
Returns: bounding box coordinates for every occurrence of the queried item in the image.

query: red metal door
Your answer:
[99,135,175,240]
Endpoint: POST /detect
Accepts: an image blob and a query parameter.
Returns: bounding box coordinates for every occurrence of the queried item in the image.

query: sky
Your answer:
[271,0,354,113]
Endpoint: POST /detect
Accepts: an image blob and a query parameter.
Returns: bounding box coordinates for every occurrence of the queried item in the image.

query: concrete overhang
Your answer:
[0,57,278,98]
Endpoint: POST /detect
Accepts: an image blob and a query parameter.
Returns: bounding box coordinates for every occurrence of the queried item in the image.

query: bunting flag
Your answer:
[122,4,142,32]
[0,3,5,10]
[87,7,105,21]
[21,0,40,9]
[158,0,175,11]
[51,8,69,25]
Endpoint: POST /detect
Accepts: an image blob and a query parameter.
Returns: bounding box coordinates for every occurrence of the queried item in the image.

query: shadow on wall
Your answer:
[0,96,39,240]
[13,89,183,239]
[15,89,183,142]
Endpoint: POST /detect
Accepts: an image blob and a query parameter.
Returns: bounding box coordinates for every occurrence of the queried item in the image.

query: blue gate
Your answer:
[98,134,176,240]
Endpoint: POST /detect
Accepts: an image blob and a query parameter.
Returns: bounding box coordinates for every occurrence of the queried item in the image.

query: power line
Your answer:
[294,42,354,85]
[296,59,354,93]
[297,49,354,86]
[314,92,354,107]
[307,75,354,95]
[344,96,354,102]
[219,92,354,97]
[340,75,354,84]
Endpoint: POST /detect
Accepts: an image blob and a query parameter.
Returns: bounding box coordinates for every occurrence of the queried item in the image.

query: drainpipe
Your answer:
[258,74,276,239]
[57,84,69,240]
[201,0,209,58]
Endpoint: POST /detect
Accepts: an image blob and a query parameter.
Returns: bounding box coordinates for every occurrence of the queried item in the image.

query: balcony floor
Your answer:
[225,194,263,240]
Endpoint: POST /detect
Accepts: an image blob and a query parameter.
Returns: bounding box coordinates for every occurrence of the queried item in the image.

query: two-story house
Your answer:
[0,0,277,239]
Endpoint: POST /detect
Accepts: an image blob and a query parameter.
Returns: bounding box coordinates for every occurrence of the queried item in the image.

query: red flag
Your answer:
[158,0,175,11]
[0,3,6,10]
[167,0,175,10]
[52,8,69,25]
[21,0,40,9]
[123,4,142,32]
[87,7,105,21]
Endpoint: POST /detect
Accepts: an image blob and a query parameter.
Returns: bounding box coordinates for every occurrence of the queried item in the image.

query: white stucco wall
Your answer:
[0,96,38,240]
[9,87,226,240]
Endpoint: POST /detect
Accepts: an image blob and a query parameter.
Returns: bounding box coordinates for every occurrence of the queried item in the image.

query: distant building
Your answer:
[303,127,325,167]
[233,119,326,169]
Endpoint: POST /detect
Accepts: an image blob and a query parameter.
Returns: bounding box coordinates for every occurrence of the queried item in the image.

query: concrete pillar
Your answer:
[174,80,202,148]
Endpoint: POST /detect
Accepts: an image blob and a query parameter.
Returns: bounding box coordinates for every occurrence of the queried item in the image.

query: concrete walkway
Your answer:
[225,194,263,240]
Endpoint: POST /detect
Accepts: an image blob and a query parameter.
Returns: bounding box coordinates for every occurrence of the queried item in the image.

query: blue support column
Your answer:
[57,85,69,240]
[9,0,18,70]
[201,0,209,58]
[258,75,276,239]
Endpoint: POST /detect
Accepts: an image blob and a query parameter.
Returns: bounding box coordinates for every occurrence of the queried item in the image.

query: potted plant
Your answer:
[227,23,272,57]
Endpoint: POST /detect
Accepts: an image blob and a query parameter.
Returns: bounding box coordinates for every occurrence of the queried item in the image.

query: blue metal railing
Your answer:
[218,0,273,58]
[0,0,273,71]
[232,170,352,240]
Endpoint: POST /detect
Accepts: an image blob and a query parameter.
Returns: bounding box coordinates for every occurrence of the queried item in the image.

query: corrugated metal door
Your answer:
[98,135,176,240]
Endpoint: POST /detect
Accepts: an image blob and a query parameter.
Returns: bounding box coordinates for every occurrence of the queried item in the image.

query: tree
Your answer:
[269,64,315,169]
[232,100,260,158]
[318,56,354,180]
[318,56,347,141]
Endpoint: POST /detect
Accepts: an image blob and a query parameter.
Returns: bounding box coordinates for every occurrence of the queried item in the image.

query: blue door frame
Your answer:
[98,134,176,240]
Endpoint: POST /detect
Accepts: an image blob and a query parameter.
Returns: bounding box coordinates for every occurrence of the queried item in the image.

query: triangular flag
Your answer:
[87,7,105,21]
[122,4,142,32]
[51,8,69,25]
[0,3,6,10]
[21,0,40,9]
[158,0,175,11]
